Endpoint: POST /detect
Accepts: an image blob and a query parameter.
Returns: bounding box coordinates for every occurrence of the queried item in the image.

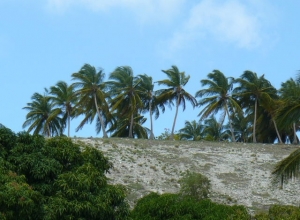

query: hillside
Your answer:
[74,138,300,214]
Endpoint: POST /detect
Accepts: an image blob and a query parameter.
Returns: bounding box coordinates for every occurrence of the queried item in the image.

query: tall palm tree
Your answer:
[71,64,109,138]
[156,65,197,140]
[277,78,300,144]
[259,98,283,144]
[106,66,143,138]
[23,89,62,137]
[49,81,77,137]
[195,70,241,142]
[137,74,162,139]
[178,120,205,141]
[233,71,277,143]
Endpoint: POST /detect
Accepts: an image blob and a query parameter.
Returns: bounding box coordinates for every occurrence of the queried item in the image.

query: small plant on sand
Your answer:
[179,171,211,201]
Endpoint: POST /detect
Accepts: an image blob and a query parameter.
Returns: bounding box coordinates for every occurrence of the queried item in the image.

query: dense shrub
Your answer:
[179,171,211,201]
[0,128,130,220]
[131,192,250,220]
[254,205,300,220]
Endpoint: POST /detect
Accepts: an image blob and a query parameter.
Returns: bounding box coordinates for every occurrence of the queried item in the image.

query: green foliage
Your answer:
[0,126,17,156]
[131,192,250,220]
[179,171,211,201]
[156,128,180,140]
[0,128,130,219]
[272,147,300,187]
[254,205,300,220]
[0,158,42,219]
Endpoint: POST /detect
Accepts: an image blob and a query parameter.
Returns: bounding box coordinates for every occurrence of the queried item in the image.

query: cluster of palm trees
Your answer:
[23,64,300,143]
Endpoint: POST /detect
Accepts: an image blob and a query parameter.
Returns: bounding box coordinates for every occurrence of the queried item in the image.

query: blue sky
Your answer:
[1,0,300,138]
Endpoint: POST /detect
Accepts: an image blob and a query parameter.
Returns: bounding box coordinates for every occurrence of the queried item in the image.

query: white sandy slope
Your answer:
[75,138,300,214]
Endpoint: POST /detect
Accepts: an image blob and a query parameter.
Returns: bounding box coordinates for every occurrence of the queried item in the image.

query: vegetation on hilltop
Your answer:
[22,64,300,144]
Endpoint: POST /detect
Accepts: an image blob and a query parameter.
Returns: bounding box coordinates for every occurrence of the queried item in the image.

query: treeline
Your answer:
[1,126,300,219]
[23,64,300,144]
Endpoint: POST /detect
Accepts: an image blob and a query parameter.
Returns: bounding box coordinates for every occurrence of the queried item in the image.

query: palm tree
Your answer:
[259,98,283,144]
[71,64,109,138]
[233,71,277,143]
[277,78,300,144]
[195,70,241,142]
[49,81,77,137]
[106,66,143,138]
[107,114,149,138]
[203,116,229,141]
[228,112,252,142]
[178,120,205,141]
[137,74,162,139]
[272,148,300,188]
[23,89,62,137]
[156,65,197,140]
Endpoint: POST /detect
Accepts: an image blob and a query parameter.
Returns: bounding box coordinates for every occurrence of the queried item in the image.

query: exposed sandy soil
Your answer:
[74,138,300,214]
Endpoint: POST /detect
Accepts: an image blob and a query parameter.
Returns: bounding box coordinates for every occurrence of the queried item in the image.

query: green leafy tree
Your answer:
[49,81,77,137]
[178,120,205,141]
[23,90,62,137]
[156,65,197,140]
[0,161,42,219]
[72,64,110,138]
[107,66,144,138]
[233,71,277,143]
[196,70,241,142]
[0,127,130,219]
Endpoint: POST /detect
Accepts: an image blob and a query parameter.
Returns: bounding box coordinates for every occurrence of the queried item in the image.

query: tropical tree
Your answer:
[23,89,62,137]
[203,116,229,141]
[107,114,149,138]
[195,70,241,142]
[178,120,205,141]
[258,98,283,143]
[233,71,277,143]
[277,78,300,144]
[228,112,252,142]
[156,65,197,140]
[106,66,143,138]
[137,74,162,139]
[71,64,110,138]
[49,81,77,137]
[272,148,300,188]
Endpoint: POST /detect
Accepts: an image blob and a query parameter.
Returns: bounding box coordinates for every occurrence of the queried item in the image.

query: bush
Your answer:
[179,171,210,201]
[131,192,250,220]
[254,205,300,220]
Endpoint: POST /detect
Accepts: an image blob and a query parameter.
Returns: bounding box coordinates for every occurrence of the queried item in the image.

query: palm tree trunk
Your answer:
[253,99,257,143]
[129,113,134,138]
[67,112,70,137]
[149,101,154,139]
[225,103,236,142]
[171,96,180,140]
[272,118,283,144]
[293,123,298,144]
[93,95,108,138]
[46,124,51,137]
